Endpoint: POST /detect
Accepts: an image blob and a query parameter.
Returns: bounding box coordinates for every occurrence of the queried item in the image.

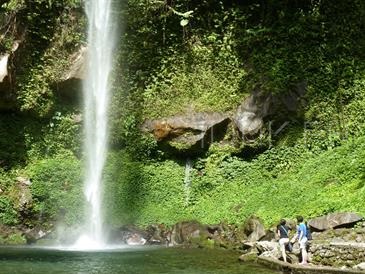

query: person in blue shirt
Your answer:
[291,215,308,264]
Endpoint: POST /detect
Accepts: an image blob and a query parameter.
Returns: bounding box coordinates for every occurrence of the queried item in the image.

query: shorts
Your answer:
[299,236,308,249]
[279,238,289,248]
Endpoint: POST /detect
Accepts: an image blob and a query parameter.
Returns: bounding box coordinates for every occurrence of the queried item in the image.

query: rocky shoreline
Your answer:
[1,212,365,272]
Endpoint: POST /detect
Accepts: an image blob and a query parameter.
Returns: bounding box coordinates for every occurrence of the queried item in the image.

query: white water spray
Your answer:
[75,0,117,249]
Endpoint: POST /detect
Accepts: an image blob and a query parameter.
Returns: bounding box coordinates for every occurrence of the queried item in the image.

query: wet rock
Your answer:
[145,223,170,245]
[126,233,147,246]
[108,225,148,245]
[308,212,363,231]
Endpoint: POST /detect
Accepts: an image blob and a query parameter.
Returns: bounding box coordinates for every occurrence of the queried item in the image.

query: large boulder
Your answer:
[242,215,266,242]
[145,223,170,245]
[234,91,271,140]
[234,83,306,140]
[107,225,147,245]
[142,112,230,152]
[308,212,363,231]
[170,220,207,245]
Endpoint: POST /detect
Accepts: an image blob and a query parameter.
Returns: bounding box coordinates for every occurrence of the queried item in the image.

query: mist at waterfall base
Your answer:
[73,0,118,249]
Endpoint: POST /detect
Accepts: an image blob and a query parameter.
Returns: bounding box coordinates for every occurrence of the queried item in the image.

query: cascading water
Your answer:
[75,0,117,249]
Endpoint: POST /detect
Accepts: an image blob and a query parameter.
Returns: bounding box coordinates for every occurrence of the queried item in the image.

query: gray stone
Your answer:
[242,215,266,242]
[256,240,279,253]
[308,212,363,231]
[354,262,365,270]
[126,233,147,246]
[170,221,205,245]
[233,91,270,139]
[239,251,258,262]
[142,112,230,151]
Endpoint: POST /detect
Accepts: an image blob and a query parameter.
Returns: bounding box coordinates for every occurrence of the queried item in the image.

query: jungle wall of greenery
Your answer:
[0,0,365,243]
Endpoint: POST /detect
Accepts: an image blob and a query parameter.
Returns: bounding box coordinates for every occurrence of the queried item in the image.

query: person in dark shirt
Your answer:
[277,219,291,263]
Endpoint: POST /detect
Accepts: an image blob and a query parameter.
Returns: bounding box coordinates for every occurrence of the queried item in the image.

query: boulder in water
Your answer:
[126,233,147,246]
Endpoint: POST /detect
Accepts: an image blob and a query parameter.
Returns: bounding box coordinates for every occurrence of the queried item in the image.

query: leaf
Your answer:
[181,10,194,18]
[180,19,189,27]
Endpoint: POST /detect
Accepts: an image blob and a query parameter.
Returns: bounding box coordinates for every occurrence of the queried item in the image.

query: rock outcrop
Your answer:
[142,112,230,152]
[142,85,306,154]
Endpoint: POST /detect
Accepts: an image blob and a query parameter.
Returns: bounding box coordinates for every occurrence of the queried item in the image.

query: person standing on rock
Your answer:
[277,219,291,263]
[291,216,308,265]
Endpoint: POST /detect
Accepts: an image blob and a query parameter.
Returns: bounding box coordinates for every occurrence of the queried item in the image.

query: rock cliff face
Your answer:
[142,112,231,153]
[0,4,85,114]
[142,86,306,155]
[56,45,87,102]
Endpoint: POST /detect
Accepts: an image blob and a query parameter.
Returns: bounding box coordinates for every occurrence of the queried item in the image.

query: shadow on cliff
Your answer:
[0,112,28,169]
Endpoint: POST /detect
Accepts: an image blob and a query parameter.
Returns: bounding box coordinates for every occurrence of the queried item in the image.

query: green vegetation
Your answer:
[1,0,365,236]
[104,0,365,227]
[27,151,83,226]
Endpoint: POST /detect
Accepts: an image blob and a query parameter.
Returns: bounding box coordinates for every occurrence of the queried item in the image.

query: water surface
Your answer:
[0,246,280,274]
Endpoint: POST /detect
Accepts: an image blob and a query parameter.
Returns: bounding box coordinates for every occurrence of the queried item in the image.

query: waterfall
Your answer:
[75,0,117,249]
[184,158,193,206]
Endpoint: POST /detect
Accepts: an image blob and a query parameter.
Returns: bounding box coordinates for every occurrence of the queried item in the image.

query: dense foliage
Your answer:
[1,0,365,240]
[107,0,365,227]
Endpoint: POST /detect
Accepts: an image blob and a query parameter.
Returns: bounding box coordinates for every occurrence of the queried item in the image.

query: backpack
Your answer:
[306,225,312,240]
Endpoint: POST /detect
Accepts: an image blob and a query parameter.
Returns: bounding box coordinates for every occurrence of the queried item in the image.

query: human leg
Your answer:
[279,238,289,262]
[299,237,308,264]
